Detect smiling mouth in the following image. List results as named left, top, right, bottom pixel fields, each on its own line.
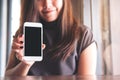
left=43, top=9, right=56, bottom=14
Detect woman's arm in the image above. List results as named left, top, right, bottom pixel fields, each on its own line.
left=78, top=42, right=97, bottom=75
left=5, top=56, right=34, bottom=76
left=5, top=35, right=35, bottom=76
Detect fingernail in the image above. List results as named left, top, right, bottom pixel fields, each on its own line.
left=19, top=34, right=22, bottom=37
left=20, top=46, right=23, bottom=49
left=13, top=35, right=17, bottom=38
left=13, top=36, right=15, bottom=38
left=20, top=41, right=23, bottom=44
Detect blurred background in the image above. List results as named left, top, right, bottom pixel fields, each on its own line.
left=0, top=0, right=120, bottom=77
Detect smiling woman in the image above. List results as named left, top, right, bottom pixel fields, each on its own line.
left=1, top=0, right=118, bottom=77
left=5, top=0, right=97, bottom=76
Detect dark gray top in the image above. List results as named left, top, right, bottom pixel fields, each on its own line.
left=28, top=22, right=95, bottom=76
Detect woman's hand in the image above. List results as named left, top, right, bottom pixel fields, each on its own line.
left=5, top=34, right=46, bottom=76
left=13, top=35, right=35, bottom=65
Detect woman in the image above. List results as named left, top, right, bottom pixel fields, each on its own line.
left=5, top=0, right=97, bottom=76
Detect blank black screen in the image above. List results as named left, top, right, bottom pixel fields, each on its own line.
left=25, top=27, right=41, bottom=56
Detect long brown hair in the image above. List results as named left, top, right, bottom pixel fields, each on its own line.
left=15, top=0, right=81, bottom=60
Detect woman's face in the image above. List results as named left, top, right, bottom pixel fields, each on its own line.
left=36, top=0, right=63, bottom=22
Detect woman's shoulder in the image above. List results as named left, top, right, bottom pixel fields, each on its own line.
left=77, top=24, right=95, bottom=54
left=78, top=24, right=93, bottom=39
left=79, top=25, right=92, bottom=34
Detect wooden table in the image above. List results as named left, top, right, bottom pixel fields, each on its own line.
left=1, top=75, right=120, bottom=80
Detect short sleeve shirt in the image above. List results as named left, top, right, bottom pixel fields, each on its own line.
left=28, top=25, right=95, bottom=76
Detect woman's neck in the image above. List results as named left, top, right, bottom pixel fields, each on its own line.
left=41, top=19, right=58, bottom=29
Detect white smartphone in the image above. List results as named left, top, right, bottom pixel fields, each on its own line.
left=23, top=22, right=43, bottom=61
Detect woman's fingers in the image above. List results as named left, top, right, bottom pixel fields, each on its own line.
left=12, top=34, right=24, bottom=61
left=12, top=42, right=23, bottom=49
left=13, top=35, right=23, bottom=42
left=12, top=34, right=24, bottom=50
left=42, top=44, right=46, bottom=50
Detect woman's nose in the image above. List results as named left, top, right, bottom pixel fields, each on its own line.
left=44, top=0, right=52, bottom=9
